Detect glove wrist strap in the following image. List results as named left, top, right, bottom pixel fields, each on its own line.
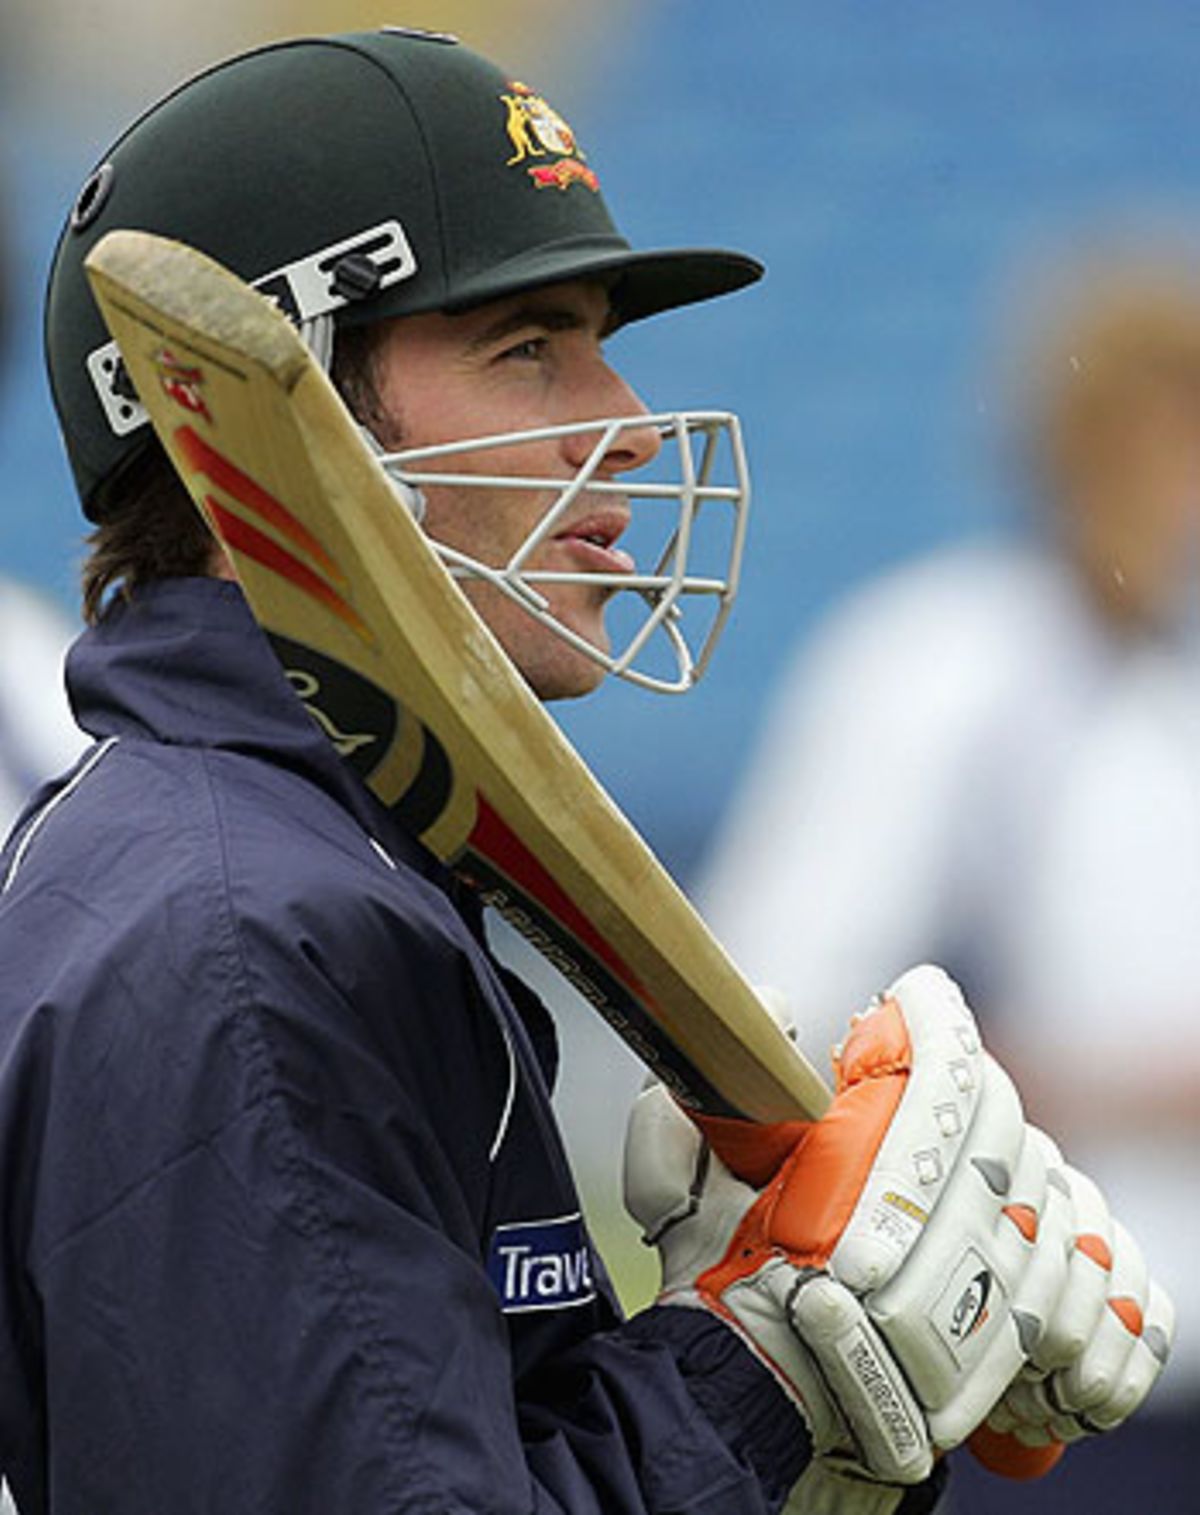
left=787, top=1460, right=906, bottom=1515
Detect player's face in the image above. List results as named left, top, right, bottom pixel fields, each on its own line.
left=368, top=281, right=661, bottom=699
left=1065, top=384, right=1200, bottom=626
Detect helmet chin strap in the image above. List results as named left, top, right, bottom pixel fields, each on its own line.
left=299, top=310, right=427, bottom=524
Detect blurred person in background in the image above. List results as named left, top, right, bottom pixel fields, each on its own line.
left=0, top=579, right=82, bottom=833
left=0, top=177, right=84, bottom=838
left=698, top=258, right=1200, bottom=1512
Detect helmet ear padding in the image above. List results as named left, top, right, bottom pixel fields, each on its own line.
left=303, top=312, right=425, bottom=524
left=357, top=426, right=426, bottom=523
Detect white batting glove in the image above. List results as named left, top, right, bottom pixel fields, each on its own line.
left=623, top=966, right=1074, bottom=1510
left=970, top=1161, right=1174, bottom=1477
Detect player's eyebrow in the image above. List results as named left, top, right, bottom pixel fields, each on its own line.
left=464, top=298, right=612, bottom=354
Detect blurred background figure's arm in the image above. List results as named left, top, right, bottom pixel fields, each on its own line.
left=0, top=576, right=82, bottom=834
left=0, top=109, right=81, bottom=841
left=695, top=538, right=1036, bottom=1063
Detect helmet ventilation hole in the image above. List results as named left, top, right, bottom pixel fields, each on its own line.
left=70, top=163, right=115, bottom=232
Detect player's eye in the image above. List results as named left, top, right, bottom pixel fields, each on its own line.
left=498, top=335, right=549, bottom=363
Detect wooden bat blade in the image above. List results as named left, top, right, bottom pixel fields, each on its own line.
left=83, top=228, right=832, bottom=1125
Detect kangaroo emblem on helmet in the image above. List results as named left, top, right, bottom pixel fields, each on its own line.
left=501, top=82, right=580, bottom=164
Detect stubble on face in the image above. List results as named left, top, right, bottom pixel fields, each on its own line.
left=355, top=285, right=643, bottom=700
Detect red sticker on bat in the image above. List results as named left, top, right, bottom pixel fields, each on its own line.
left=173, top=423, right=374, bottom=646
left=154, top=348, right=212, bottom=423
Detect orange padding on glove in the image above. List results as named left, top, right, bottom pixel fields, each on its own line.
left=691, top=1115, right=814, bottom=1189
left=697, top=997, right=914, bottom=1294
left=967, top=1424, right=1065, bottom=1481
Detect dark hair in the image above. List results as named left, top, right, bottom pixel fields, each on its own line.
left=81, top=442, right=214, bottom=623
left=80, top=323, right=389, bottom=624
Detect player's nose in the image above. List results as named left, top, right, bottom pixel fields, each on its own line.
left=560, top=363, right=662, bottom=475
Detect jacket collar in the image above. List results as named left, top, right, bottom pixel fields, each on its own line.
left=67, top=577, right=446, bottom=883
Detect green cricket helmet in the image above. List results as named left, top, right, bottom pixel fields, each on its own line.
left=45, top=26, right=763, bottom=523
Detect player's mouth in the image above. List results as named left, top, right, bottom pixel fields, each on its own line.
left=552, top=508, right=635, bottom=574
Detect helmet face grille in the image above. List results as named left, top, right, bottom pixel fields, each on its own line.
left=377, top=409, right=752, bottom=694
left=45, top=30, right=762, bottom=516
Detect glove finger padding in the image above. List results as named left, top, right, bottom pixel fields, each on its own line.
left=623, top=979, right=943, bottom=1485
left=974, top=1170, right=1175, bottom=1467
left=1005, top=1132, right=1074, bottom=1361
left=626, top=1080, right=931, bottom=1480
left=1030, top=1164, right=1113, bottom=1373
left=785, top=1272, right=932, bottom=1484
left=1057, top=1219, right=1151, bottom=1419
left=627, top=1085, right=934, bottom=1482
left=1086, top=1277, right=1174, bottom=1430
left=713, top=1257, right=934, bottom=1484
left=1044, top=1229, right=1171, bottom=1437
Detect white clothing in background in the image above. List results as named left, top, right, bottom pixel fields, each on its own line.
left=699, top=539, right=1200, bottom=1401
left=0, top=577, right=84, bottom=832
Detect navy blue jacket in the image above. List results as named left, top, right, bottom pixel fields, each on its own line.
left=0, top=580, right=808, bottom=1514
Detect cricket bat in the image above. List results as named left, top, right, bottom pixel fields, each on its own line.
left=83, top=229, right=832, bottom=1133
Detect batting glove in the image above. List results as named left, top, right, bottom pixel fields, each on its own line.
left=623, top=965, right=1074, bottom=1512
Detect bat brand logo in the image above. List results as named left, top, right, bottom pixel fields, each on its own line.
left=487, top=1213, right=596, bottom=1313
left=285, top=669, right=378, bottom=758
left=500, top=81, right=599, bottom=192
left=271, top=634, right=456, bottom=843
left=154, top=347, right=212, bottom=423
left=268, top=635, right=397, bottom=783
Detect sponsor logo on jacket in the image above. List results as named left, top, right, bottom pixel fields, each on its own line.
left=487, top=1212, right=596, bottom=1313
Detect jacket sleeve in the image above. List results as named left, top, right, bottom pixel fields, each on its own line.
left=520, top=1307, right=807, bottom=1513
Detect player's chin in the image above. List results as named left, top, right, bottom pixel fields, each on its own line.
left=531, top=615, right=611, bottom=700
left=530, top=638, right=608, bottom=701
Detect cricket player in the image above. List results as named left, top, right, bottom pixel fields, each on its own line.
left=0, top=29, right=1171, bottom=1514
